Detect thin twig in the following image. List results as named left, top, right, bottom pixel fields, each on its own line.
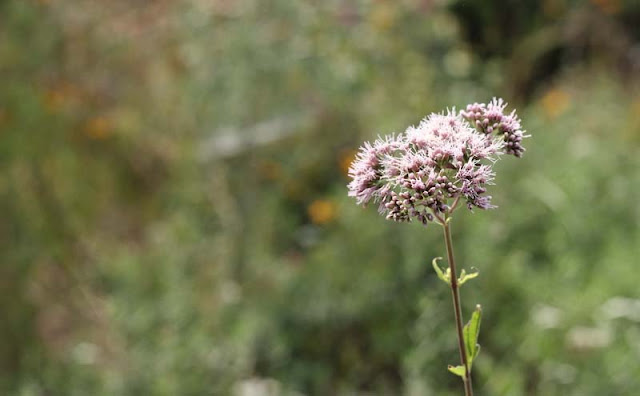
left=449, top=196, right=461, bottom=213
left=431, top=208, right=446, bottom=225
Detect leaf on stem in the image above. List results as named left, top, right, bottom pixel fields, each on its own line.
left=463, top=304, right=482, bottom=369
left=432, top=257, right=451, bottom=285
left=458, top=267, right=479, bottom=286
left=447, top=365, right=466, bottom=378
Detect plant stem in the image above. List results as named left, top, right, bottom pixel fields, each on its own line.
left=442, top=217, right=473, bottom=396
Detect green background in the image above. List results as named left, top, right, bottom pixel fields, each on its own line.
left=1, top=0, right=639, bottom=395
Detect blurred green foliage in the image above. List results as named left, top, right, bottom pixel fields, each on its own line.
left=1, top=0, right=639, bottom=395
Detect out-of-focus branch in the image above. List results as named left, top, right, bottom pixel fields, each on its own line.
left=198, top=112, right=315, bottom=162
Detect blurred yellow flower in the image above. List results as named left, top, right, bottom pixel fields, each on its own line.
left=84, top=116, right=112, bottom=140
left=369, top=4, right=397, bottom=31
left=541, top=89, right=570, bottom=119
left=308, top=199, right=337, bottom=225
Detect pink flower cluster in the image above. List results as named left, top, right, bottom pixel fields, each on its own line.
left=461, top=98, right=527, bottom=157
left=347, top=99, right=527, bottom=225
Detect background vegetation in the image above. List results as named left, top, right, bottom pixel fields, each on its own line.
left=1, top=0, right=639, bottom=395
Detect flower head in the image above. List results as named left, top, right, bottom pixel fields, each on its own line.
left=347, top=99, right=527, bottom=225
left=461, top=98, right=528, bottom=157
left=347, top=134, right=405, bottom=205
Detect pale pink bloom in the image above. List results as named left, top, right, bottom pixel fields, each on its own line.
left=348, top=100, right=526, bottom=225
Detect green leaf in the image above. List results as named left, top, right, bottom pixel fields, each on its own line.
left=447, top=365, right=465, bottom=377
left=463, top=304, right=482, bottom=368
left=432, top=257, right=450, bottom=285
left=458, top=267, right=479, bottom=286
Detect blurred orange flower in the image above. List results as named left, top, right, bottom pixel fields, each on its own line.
left=84, top=116, right=112, bottom=140
left=308, top=199, right=337, bottom=225
left=258, top=160, right=282, bottom=181
left=339, top=149, right=357, bottom=177
left=591, top=0, right=621, bottom=14
left=44, top=83, right=81, bottom=112
left=541, top=89, right=570, bottom=119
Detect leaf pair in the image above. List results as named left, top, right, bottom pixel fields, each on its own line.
left=432, top=257, right=479, bottom=286
left=448, top=305, right=482, bottom=378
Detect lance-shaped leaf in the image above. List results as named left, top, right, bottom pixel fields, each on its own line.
left=432, top=257, right=451, bottom=285
left=463, top=305, right=482, bottom=369
left=458, top=267, right=479, bottom=286
left=447, top=365, right=465, bottom=378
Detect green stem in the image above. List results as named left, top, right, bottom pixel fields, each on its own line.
left=443, top=217, right=473, bottom=396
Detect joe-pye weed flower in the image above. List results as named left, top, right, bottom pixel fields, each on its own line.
left=347, top=98, right=528, bottom=396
